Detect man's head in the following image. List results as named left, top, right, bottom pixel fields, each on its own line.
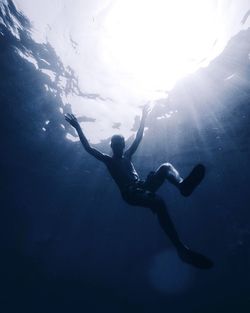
left=110, top=134, right=125, bottom=157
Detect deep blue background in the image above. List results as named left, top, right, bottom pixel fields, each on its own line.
left=1, top=1, right=250, bottom=312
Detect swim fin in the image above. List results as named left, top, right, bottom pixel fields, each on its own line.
left=179, top=164, right=205, bottom=197
left=177, top=246, right=214, bottom=269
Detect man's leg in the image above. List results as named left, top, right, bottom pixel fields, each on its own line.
left=124, top=190, right=213, bottom=269
left=124, top=190, right=184, bottom=249
left=146, top=163, right=205, bottom=196
left=149, top=194, right=184, bottom=250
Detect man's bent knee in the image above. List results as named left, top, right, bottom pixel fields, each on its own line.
left=159, top=163, right=173, bottom=175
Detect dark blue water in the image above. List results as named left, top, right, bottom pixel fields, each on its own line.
left=1, top=1, right=250, bottom=312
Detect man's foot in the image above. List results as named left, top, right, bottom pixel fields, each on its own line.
left=177, top=246, right=214, bottom=269
left=179, top=164, right=205, bottom=197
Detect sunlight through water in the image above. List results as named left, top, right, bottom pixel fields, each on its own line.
left=102, top=0, right=223, bottom=93
left=14, top=0, right=250, bottom=143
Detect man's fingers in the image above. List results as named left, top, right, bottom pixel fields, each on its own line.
left=70, top=113, right=76, bottom=120
left=64, top=113, right=78, bottom=127
left=65, top=113, right=76, bottom=121
left=65, top=113, right=72, bottom=119
left=64, top=113, right=76, bottom=119
left=65, top=116, right=73, bottom=124
left=142, top=104, right=150, bottom=115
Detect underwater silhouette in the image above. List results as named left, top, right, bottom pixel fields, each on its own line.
left=2, top=1, right=250, bottom=312
left=65, top=107, right=213, bottom=269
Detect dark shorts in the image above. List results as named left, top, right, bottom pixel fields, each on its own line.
left=121, top=170, right=166, bottom=210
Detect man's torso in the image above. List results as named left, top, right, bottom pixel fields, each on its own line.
left=104, top=155, right=139, bottom=192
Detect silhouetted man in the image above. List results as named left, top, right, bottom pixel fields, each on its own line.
left=65, top=106, right=213, bottom=269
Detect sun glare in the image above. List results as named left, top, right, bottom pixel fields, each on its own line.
left=13, top=0, right=249, bottom=143
left=102, top=0, right=221, bottom=94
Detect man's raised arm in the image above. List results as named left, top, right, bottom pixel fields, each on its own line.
left=125, top=105, right=150, bottom=158
left=65, top=113, right=108, bottom=162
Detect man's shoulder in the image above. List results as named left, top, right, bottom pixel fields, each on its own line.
left=102, top=154, right=112, bottom=163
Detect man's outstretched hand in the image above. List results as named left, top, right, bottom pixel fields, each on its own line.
left=142, top=104, right=151, bottom=120
left=65, top=113, right=80, bottom=129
